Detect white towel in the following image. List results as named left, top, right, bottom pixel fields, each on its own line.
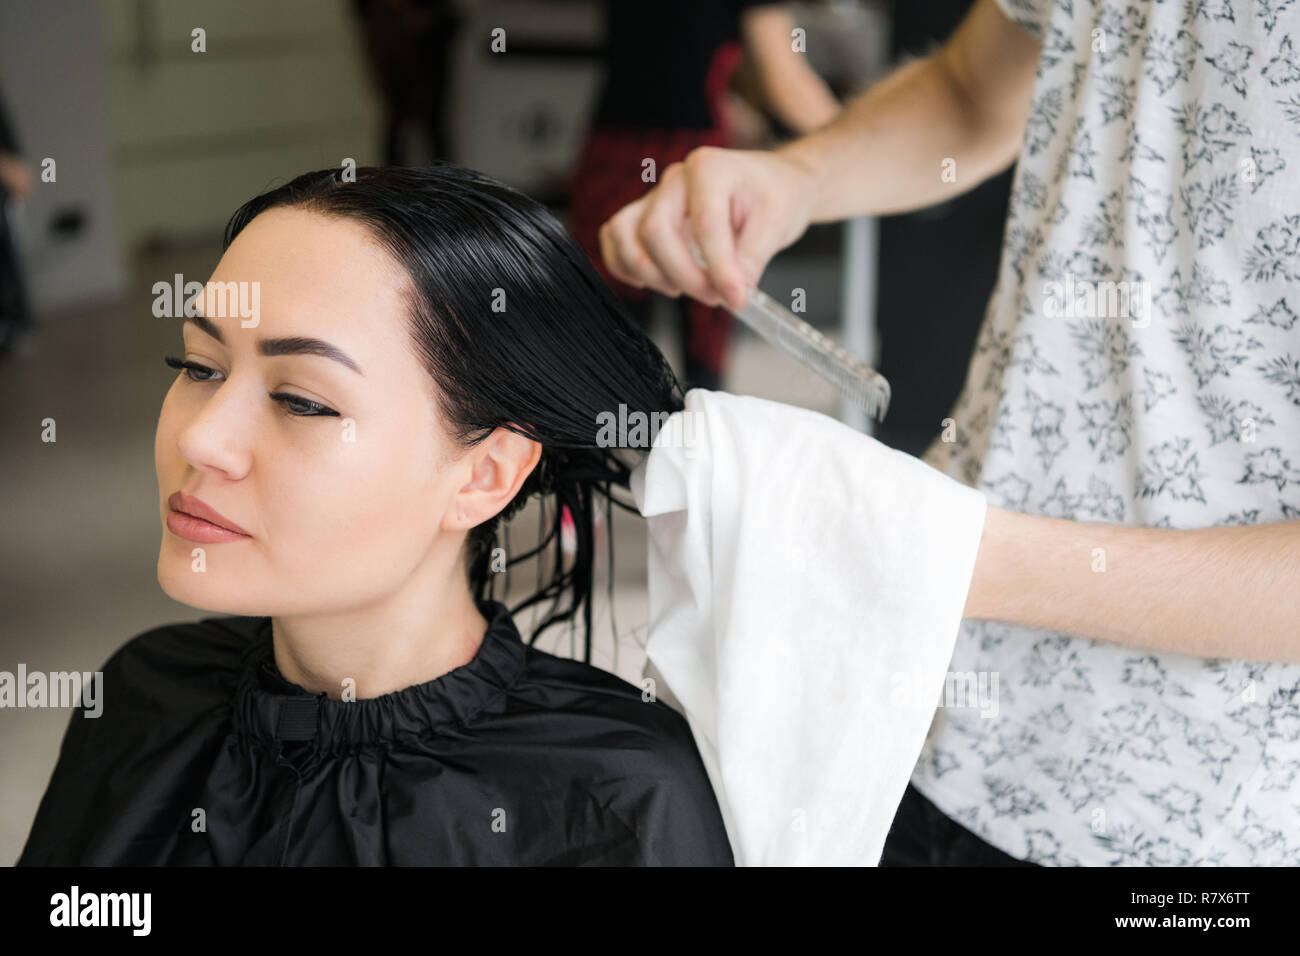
left=629, top=389, right=987, bottom=866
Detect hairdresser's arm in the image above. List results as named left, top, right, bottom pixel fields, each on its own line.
left=598, top=0, right=1040, bottom=311
left=963, top=505, right=1300, bottom=664
left=780, top=0, right=1038, bottom=222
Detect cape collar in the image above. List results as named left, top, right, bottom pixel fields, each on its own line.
left=232, top=599, right=528, bottom=750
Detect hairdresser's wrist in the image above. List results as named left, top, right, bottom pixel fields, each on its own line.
left=776, top=136, right=833, bottom=225
left=962, top=503, right=1019, bottom=622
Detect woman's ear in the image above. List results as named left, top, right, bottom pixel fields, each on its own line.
left=444, top=426, right=542, bottom=532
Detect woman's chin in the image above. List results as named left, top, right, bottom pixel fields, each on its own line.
left=156, top=555, right=253, bottom=616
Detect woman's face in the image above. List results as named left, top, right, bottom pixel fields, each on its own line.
left=155, top=206, right=476, bottom=616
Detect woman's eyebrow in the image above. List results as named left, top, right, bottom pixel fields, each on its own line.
left=183, top=313, right=363, bottom=375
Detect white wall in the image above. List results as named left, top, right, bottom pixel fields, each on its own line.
left=0, top=0, right=126, bottom=312
left=104, top=0, right=383, bottom=246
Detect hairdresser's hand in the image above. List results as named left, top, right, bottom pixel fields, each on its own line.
left=598, top=146, right=818, bottom=311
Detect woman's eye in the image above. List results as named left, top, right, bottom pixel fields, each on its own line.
left=164, top=354, right=222, bottom=383
left=163, top=354, right=339, bottom=418
left=269, top=392, right=339, bottom=417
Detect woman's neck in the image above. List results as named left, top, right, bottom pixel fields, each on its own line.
left=268, top=570, right=489, bottom=701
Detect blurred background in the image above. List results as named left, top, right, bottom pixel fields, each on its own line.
left=0, top=0, right=1011, bottom=863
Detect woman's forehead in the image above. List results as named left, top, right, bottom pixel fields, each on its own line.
left=206, top=207, right=412, bottom=356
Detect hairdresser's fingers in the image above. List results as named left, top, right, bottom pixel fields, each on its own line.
left=726, top=150, right=819, bottom=300
left=597, top=202, right=642, bottom=288
left=602, top=196, right=679, bottom=297
left=682, top=148, right=749, bottom=312
left=636, top=163, right=724, bottom=306
left=598, top=199, right=675, bottom=297
left=681, top=147, right=817, bottom=311
left=598, top=208, right=655, bottom=297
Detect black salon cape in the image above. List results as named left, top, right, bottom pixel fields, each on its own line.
left=16, top=600, right=734, bottom=866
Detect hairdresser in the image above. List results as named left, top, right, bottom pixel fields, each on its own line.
left=600, top=0, right=1300, bottom=866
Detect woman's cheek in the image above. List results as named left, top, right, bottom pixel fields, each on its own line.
left=154, top=396, right=183, bottom=482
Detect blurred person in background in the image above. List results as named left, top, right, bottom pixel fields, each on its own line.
left=567, top=0, right=840, bottom=392
left=350, top=0, right=464, bottom=165
left=0, top=83, right=35, bottom=361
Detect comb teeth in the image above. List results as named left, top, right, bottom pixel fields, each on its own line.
left=685, top=240, right=892, bottom=420
left=736, top=288, right=892, bottom=422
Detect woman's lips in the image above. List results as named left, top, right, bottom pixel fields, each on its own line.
left=166, top=510, right=251, bottom=543
left=167, top=491, right=251, bottom=543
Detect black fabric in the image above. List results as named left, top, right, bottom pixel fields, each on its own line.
left=591, top=0, right=779, bottom=129
left=0, top=197, right=32, bottom=354
left=888, top=0, right=976, bottom=60
left=0, top=86, right=19, bottom=156
left=879, top=783, right=1038, bottom=866
left=16, top=600, right=734, bottom=866
left=872, top=165, right=1014, bottom=456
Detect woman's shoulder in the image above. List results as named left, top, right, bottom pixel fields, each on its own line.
left=111, top=614, right=266, bottom=668
left=507, top=643, right=701, bottom=759
left=99, top=614, right=268, bottom=710
left=501, top=644, right=733, bottom=864
left=15, top=617, right=266, bottom=867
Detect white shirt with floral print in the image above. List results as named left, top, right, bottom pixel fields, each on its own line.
left=913, top=0, right=1300, bottom=865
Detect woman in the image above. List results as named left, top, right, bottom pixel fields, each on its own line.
left=16, top=163, right=734, bottom=866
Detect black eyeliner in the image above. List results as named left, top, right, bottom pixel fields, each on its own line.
left=163, top=354, right=340, bottom=417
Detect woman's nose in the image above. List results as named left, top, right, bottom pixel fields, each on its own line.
left=175, top=379, right=255, bottom=478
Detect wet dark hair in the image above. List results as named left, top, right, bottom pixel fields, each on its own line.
left=222, top=163, right=684, bottom=659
